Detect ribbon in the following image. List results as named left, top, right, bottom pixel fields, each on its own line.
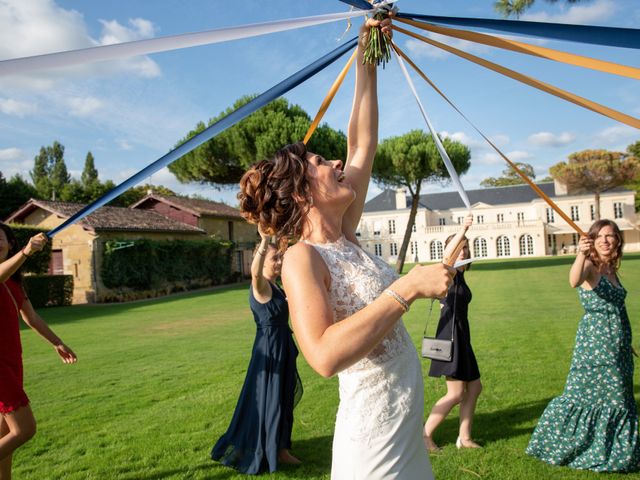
left=397, top=12, right=640, bottom=50
left=396, top=17, right=640, bottom=81
left=391, top=46, right=471, bottom=210
left=0, top=10, right=370, bottom=77
left=392, top=41, right=586, bottom=236
left=393, top=25, right=640, bottom=130
left=46, top=37, right=358, bottom=237
left=338, top=0, right=373, bottom=9
left=304, top=49, right=357, bottom=144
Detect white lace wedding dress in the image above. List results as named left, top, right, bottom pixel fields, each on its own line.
left=306, top=236, right=433, bottom=480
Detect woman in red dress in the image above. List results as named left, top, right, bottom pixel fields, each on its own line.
left=0, top=223, right=77, bottom=479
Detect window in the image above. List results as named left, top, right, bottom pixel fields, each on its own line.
left=496, top=236, right=510, bottom=257
left=476, top=215, right=484, bottom=224
left=429, top=240, right=443, bottom=260
left=410, top=241, right=418, bottom=257
left=547, top=234, right=556, bottom=249
left=614, top=202, right=623, bottom=219
left=412, top=223, right=417, bottom=233
left=546, top=208, right=554, bottom=223
left=355, top=231, right=361, bottom=237
left=457, top=217, right=463, bottom=224
left=388, top=219, right=396, bottom=234
left=572, top=234, right=578, bottom=246
left=438, top=218, right=446, bottom=226
left=373, top=221, right=381, bottom=236
left=228, top=221, right=234, bottom=242
left=519, top=234, right=534, bottom=256
left=590, top=204, right=595, bottom=221
left=570, top=205, right=580, bottom=221
left=517, top=212, right=525, bottom=224
left=496, top=213, right=504, bottom=223
left=48, top=250, right=64, bottom=275
left=374, top=244, right=382, bottom=256
left=473, top=237, right=487, bottom=258
left=390, top=242, right=398, bottom=256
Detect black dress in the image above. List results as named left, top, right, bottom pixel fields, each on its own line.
left=428, top=272, right=480, bottom=381
left=211, top=282, right=303, bottom=474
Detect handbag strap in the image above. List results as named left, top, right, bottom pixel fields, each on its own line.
left=2, top=282, right=20, bottom=318
left=423, top=276, right=457, bottom=342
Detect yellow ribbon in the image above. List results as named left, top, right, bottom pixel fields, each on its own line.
left=303, top=48, right=358, bottom=144
left=392, top=41, right=586, bottom=236
left=396, top=17, right=640, bottom=81
left=392, top=25, right=640, bottom=130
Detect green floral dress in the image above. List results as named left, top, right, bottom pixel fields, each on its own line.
left=526, top=276, right=640, bottom=472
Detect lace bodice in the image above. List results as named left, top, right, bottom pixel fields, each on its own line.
left=305, top=236, right=422, bottom=442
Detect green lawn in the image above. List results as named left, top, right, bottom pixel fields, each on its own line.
left=13, top=253, right=640, bottom=479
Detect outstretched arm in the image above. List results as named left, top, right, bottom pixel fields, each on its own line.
left=342, top=16, right=393, bottom=239
left=0, top=233, right=47, bottom=283
left=20, top=299, right=77, bottom=364
left=569, top=236, right=596, bottom=288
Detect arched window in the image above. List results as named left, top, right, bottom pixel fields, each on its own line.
left=519, top=234, right=534, bottom=256
left=430, top=240, right=443, bottom=260
left=473, top=237, right=488, bottom=258
left=496, top=236, right=510, bottom=257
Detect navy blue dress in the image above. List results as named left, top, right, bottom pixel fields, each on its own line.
left=428, top=272, right=480, bottom=381
left=211, top=282, right=302, bottom=474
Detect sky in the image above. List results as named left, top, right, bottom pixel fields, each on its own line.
left=0, top=0, right=638, bottom=207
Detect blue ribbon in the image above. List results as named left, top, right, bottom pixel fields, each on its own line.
left=338, top=0, right=373, bottom=10
left=397, top=12, right=640, bottom=49
left=47, top=37, right=358, bottom=238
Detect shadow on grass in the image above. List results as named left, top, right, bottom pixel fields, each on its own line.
left=120, top=436, right=333, bottom=479
left=432, top=397, right=554, bottom=447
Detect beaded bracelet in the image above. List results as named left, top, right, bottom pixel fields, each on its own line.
left=384, top=288, right=410, bottom=313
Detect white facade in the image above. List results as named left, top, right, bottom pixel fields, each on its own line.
left=358, top=182, right=639, bottom=264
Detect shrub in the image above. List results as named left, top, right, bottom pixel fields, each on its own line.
left=23, top=275, right=73, bottom=307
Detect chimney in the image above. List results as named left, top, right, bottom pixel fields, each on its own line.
left=395, top=188, right=407, bottom=209
left=553, top=178, right=567, bottom=196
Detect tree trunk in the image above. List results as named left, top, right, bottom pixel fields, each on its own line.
left=395, top=185, right=421, bottom=274
left=594, top=191, right=601, bottom=221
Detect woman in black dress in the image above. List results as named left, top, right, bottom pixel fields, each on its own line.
left=423, top=215, right=482, bottom=452
left=211, top=232, right=302, bottom=474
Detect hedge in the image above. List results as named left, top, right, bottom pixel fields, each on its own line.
left=23, top=275, right=74, bottom=308
left=101, top=238, right=234, bottom=292
left=8, top=224, right=51, bottom=274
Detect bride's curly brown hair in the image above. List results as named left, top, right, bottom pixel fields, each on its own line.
left=238, top=142, right=312, bottom=255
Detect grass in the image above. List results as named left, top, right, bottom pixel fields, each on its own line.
left=13, top=253, right=640, bottom=479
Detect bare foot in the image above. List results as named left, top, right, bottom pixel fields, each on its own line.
left=278, top=449, right=302, bottom=465
left=423, top=434, right=441, bottom=453
left=456, top=437, right=482, bottom=449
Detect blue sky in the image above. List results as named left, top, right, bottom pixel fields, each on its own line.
left=0, top=0, right=638, bottom=206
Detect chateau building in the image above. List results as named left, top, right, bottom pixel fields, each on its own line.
left=357, top=181, right=639, bottom=264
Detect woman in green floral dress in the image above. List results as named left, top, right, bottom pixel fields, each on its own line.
left=526, top=219, right=640, bottom=472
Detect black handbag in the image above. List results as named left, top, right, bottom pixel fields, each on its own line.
left=421, top=290, right=456, bottom=362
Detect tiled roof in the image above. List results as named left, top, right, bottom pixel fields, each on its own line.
left=7, top=199, right=205, bottom=233
left=131, top=194, right=243, bottom=219
left=364, top=183, right=630, bottom=212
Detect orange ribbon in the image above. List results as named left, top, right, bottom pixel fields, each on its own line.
left=392, top=25, right=640, bottom=130
left=392, top=41, right=586, bottom=236
left=396, top=17, right=640, bottom=81
left=303, top=48, right=358, bottom=144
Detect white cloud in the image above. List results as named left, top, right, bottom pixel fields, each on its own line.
left=476, top=152, right=502, bottom=165
left=522, top=0, right=616, bottom=24
left=490, top=134, right=510, bottom=147
left=440, top=131, right=485, bottom=149
left=403, top=30, right=490, bottom=61
left=116, top=139, right=133, bottom=151
left=67, top=96, right=104, bottom=117
left=0, top=0, right=160, bottom=88
left=594, top=124, right=638, bottom=147
left=528, top=131, right=576, bottom=147
left=0, top=98, right=37, bottom=117
left=0, top=147, right=31, bottom=176
left=507, top=150, right=533, bottom=161
left=0, top=147, right=23, bottom=160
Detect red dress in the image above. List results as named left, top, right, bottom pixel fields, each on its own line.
left=0, top=278, right=29, bottom=414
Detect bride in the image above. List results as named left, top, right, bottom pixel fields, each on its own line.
left=238, top=15, right=453, bottom=479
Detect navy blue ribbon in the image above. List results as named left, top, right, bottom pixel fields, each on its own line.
left=338, top=0, right=374, bottom=10
left=397, top=13, right=640, bottom=49
left=47, top=37, right=358, bottom=237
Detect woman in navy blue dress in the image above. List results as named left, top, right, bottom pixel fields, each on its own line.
left=211, top=232, right=302, bottom=474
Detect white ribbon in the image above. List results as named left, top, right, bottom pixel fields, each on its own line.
left=393, top=48, right=472, bottom=210
left=0, top=9, right=373, bottom=77
left=453, top=258, right=474, bottom=269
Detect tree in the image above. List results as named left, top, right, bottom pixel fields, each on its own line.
left=550, top=149, right=639, bottom=221
left=169, top=96, right=346, bottom=186
left=373, top=130, right=471, bottom=273
left=625, top=140, right=640, bottom=212
left=480, top=162, right=537, bottom=187
left=81, top=151, right=99, bottom=186
left=494, top=0, right=583, bottom=17
left=30, top=141, right=70, bottom=200
left=0, top=172, right=38, bottom=219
